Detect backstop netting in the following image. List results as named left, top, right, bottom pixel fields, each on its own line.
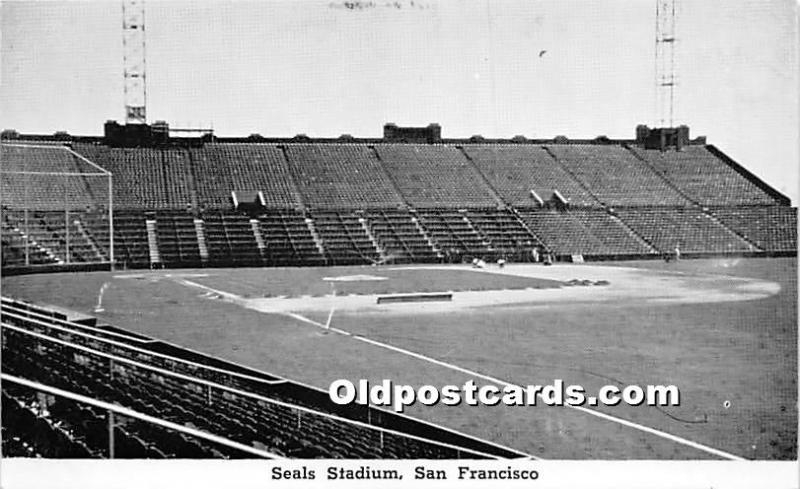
left=1, top=143, right=113, bottom=269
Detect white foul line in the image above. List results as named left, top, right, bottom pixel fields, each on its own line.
left=174, top=277, right=746, bottom=461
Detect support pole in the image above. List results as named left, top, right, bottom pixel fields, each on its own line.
left=64, top=179, right=70, bottom=264
left=108, top=174, right=115, bottom=270
left=108, top=410, right=115, bottom=459
left=24, top=168, right=29, bottom=266
left=65, top=209, right=70, bottom=264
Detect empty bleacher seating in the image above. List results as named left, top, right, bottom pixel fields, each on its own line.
left=0, top=138, right=794, bottom=268
left=1, top=144, right=105, bottom=211
left=203, top=212, right=263, bottom=266
left=74, top=144, right=188, bottom=210
left=2, top=300, right=517, bottom=459
left=615, top=208, right=754, bottom=254
left=517, top=208, right=610, bottom=256
left=190, top=144, right=301, bottom=209
left=415, top=210, right=491, bottom=259
left=308, top=211, right=381, bottom=265
left=463, top=145, right=598, bottom=206
left=375, top=145, right=498, bottom=207
left=154, top=212, right=202, bottom=267
left=629, top=146, right=778, bottom=206
left=568, top=209, right=656, bottom=256
left=464, top=208, right=543, bottom=257
left=283, top=144, right=404, bottom=209
left=710, top=206, right=796, bottom=252
left=545, top=145, right=690, bottom=206
left=363, top=209, right=439, bottom=263
left=1, top=210, right=102, bottom=264
left=257, top=210, right=326, bottom=266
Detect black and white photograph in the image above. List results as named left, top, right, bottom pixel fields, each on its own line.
left=0, top=0, right=797, bottom=487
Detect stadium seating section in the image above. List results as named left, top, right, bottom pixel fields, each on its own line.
left=462, top=145, right=597, bottom=206
left=1, top=140, right=795, bottom=269
left=1, top=299, right=520, bottom=459
left=546, top=145, right=690, bottom=207
left=628, top=145, right=778, bottom=206
left=284, top=144, right=404, bottom=209
left=1, top=136, right=796, bottom=459
left=374, top=144, right=499, bottom=207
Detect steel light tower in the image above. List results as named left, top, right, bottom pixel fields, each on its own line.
left=655, top=0, right=677, bottom=127
left=122, top=0, right=147, bottom=124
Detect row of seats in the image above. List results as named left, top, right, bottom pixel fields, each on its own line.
left=191, top=144, right=302, bottom=209
left=309, top=211, right=381, bottom=265
left=1, top=301, right=506, bottom=459
left=258, top=211, right=326, bottom=266
left=517, top=209, right=612, bottom=256
left=547, top=145, right=690, bottom=206
left=363, top=209, right=440, bottom=263
left=284, top=145, right=404, bottom=209
left=1, top=144, right=107, bottom=211
left=374, top=145, right=499, bottom=207
left=416, top=210, right=490, bottom=258
left=463, top=145, right=597, bottom=206
left=1, top=221, right=58, bottom=267
left=629, top=146, right=777, bottom=206
left=4, top=142, right=785, bottom=211
left=73, top=144, right=187, bottom=210
left=2, top=210, right=102, bottom=264
left=709, top=206, right=797, bottom=252
left=3, top=204, right=795, bottom=269
left=614, top=208, right=754, bottom=253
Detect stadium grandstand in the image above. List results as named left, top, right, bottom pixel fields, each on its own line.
left=1, top=123, right=795, bottom=271
left=1, top=121, right=796, bottom=460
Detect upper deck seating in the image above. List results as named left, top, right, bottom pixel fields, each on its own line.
left=73, top=144, right=189, bottom=210
left=546, top=145, right=690, bottom=206
left=628, top=146, right=778, bottom=206
left=1, top=144, right=106, bottom=211
left=189, top=144, right=301, bottom=209
left=283, top=145, right=404, bottom=209
left=375, top=145, right=498, bottom=208
left=463, top=145, right=598, bottom=207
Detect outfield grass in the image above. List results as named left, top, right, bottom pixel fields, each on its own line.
left=3, top=258, right=795, bottom=460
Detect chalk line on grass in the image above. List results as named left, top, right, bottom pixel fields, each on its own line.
left=171, top=275, right=747, bottom=461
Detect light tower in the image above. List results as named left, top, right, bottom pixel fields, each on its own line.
left=122, top=0, right=147, bottom=124
left=654, top=0, right=677, bottom=127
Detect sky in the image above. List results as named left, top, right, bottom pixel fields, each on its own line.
left=1, top=0, right=798, bottom=202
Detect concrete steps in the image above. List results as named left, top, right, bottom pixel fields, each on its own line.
left=194, top=218, right=209, bottom=262
left=145, top=219, right=161, bottom=267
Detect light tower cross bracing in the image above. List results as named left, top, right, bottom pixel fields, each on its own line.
left=122, top=0, right=147, bottom=124
left=655, top=0, right=677, bottom=127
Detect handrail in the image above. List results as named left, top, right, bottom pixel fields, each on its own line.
left=2, top=321, right=499, bottom=459
left=2, top=300, right=156, bottom=344
left=1, top=373, right=284, bottom=459
left=1, top=304, right=287, bottom=386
